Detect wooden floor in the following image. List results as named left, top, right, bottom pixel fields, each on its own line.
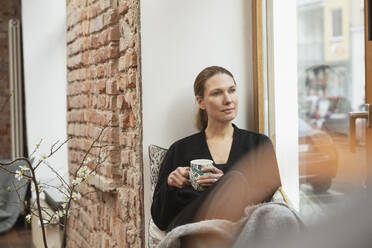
left=0, top=218, right=33, bottom=248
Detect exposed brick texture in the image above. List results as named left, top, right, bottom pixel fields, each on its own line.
left=0, top=0, right=21, bottom=160
left=66, top=0, right=143, bottom=247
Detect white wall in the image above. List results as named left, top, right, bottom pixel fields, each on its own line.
left=22, top=0, right=68, bottom=199
left=141, top=0, right=253, bottom=241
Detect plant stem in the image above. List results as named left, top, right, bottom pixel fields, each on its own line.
left=28, top=160, right=49, bottom=248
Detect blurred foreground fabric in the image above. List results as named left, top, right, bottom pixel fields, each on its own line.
left=238, top=189, right=372, bottom=248
left=158, top=188, right=305, bottom=248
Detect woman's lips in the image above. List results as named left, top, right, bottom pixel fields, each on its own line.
left=222, top=108, right=234, bottom=113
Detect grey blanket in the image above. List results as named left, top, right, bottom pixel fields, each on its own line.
left=157, top=194, right=305, bottom=248
left=232, top=202, right=305, bottom=248
left=0, top=159, right=31, bottom=233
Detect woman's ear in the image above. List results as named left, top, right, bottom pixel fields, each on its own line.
left=196, top=96, right=206, bottom=110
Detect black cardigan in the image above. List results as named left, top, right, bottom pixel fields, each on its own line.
left=151, top=124, right=277, bottom=231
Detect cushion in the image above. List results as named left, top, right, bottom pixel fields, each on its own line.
left=148, top=145, right=168, bottom=247
left=148, top=145, right=168, bottom=193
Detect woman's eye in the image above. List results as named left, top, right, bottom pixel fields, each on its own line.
left=229, top=88, right=236, bottom=93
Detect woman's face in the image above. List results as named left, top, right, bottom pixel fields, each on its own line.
left=197, top=73, right=238, bottom=124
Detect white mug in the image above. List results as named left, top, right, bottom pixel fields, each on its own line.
left=189, top=159, right=214, bottom=191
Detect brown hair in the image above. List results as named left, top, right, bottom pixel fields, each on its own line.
left=194, top=66, right=235, bottom=130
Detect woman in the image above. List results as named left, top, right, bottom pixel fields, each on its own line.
left=151, top=66, right=280, bottom=232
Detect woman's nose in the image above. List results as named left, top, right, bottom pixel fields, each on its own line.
left=223, top=92, right=232, bottom=104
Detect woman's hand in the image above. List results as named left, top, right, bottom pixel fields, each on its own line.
left=196, top=167, right=224, bottom=187
left=168, top=167, right=191, bottom=189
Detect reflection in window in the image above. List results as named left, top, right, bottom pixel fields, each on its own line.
left=297, top=0, right=366, bottom=221
left=332, top=8, right=343, bottom=38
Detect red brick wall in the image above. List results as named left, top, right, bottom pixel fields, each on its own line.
left=0, top=0, right=21, bottom=160
left=66, top=0, right=143, bottom=247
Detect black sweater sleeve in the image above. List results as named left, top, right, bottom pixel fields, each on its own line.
left=151, top=142, right=203, bottom=230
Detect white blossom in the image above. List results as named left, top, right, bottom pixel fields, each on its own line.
left=25, top=214, right=31, bottom=223
left=77, top=166, right=88, bottom=177
left=62, top=209, right=70, bottom=216
left=15, top=170, right=23, bottom=181
left=53, top=210, right=64, bottom=221
left=57, top=210, right=64, bottom=217
left=72, top=177, right=83, bottom=185
left=72, top=192, right=81, bottom=200
left=19, top=165, right=29, bottom=173
left=83, top=157, right=92, bottom=165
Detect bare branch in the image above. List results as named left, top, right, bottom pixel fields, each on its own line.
left=60, top=124, right=110, bottom=248
left=32, top=159, right=44, bottom=171
left=49, top=138, right=71, bottom=157
left=40, top=207, right=54, bottom=219
left=91, top=144, right=116, bottom=149
left=30, top=138, right=43, bottom=158
left=10, top=181, right=29, bottom=192
left=28, top=162, right=49, bottom=247
left=0, top=165, right=17, bottom=175
left=0, top=159, right=33, bottom=180
left=73, top=125, right=109, bottom=179
left=81, top=191, right=97, bottom=198
left=40, top=182, right=70, bottom=198
left=0, top=157, right=31, bottom=168
left=33, top=137, right=72, bottom=172
left=1, top=123, right=112, bottom=248
left=50, top=140, right=60, bottom=154
left=42, top=161, right=71, bottom=191
left=11, top=182, right=28, bottom=212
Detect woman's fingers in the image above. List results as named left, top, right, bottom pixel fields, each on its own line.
left=198, top=168, right=223, bottom=179
left=169, top=166, right=226, bottom=188
left=201, top=166, right=223, bottom=174
left=197, top=167, right=224, bottom=187
left=168, top=166, right=191, bottom=188
left=174, top=171, right=189, bottom=185
left=171, top=174, right=188, bottom=188
left=197, top=173, right=220, bottom=180
left=197, top=178, right=218, bottom=186
left=177, top=167, right=190, bottom=178
left=175, top=167, right=190, bottom=182
left=197, top=173, right=222, bottom=186
left=168, top=175, right=182, bottom=188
